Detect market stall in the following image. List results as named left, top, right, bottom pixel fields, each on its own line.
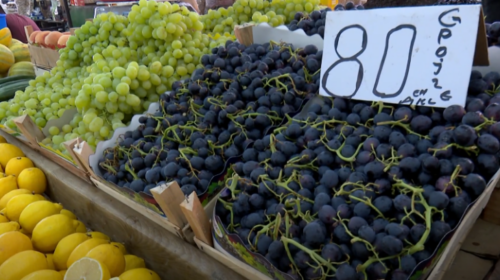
left=0, top=0, right=498, bottom=279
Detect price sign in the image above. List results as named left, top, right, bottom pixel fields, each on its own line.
left=320, top=5, right=486, bottom=108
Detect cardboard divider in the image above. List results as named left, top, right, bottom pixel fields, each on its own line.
left=12, top=115, right=92, bottom=184
left=181, top=192, right=213, bottom=247
left=151, top=182, right=188, bottom=229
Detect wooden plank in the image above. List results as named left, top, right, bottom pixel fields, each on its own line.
left=486, top=260, right=500, bottom=280
left=482, top=188, right=500, bottom=225
left=194, top=237, right=272, bottom=280
left=37, top=147, right=92, bottom=185
left=427, top=171, right=499, bottom=280
left=90, top=177, right=184, bottom=239
left=0, top=130, right=245, bottom=280
left=442, top=251, right=493, bottom=280
left=460, top=219, right=500, bottom=257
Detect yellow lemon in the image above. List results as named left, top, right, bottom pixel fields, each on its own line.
left=0, top=175, right=17, bottom=200
left=75, top=220, right=87, bottom=233
left=66, top=238, right=109, bottom=268
left=0, top=143, right=25, bottom=168
left=65, top=257, right=111, bottom=280
left=0, top=188, right=31, bottom=209
left=0, top=212, right=8, bottom=222
left=19, top=200, right=63, bottom=233
left=86, top=243, right=125, bottom=277
left=124, top=255, right=145, bottom=271
left=21, top=269, right=63, bottom=280
left=0, top=135, right=7, bottom=143
left=60, top=270, right=67, bottom=277
left=5, top=157, right=34, bottom=177
left=0, top=250, right=49, bottom=280
left=60, top=209, right=77, bottom=220
left=32, top=214, right=79, bottom=253
left=17, top=167, right=47, bottom=194
left=111, top=242, right=127, bottom=255
left=46, top=253, right=55, bottom=269
left=54, top=233, right=90, bottom=271
left=118, top=268, right=160, bottom=280
left=87, top=231, right=110, bottom=241
left=0, top=231, right=33, bottom=265
left=5, top=193, right=45, bottom=221
left=0, top=221, right=20, bottom=234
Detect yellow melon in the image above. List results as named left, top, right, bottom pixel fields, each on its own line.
left=0, top=28, right=12, bottom=47
left=7, top=62, right=35, bottom=77
left=0, top=45, right=15, bottom=73
left=9, top=44, right=30, bottom=63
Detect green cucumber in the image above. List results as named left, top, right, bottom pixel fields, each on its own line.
left=0, top=75, right=35, bottom=86
left=0, top=80, right=31, bottom=101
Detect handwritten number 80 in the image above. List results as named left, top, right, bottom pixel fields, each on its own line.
left=322, top=24, right=417, bottom=99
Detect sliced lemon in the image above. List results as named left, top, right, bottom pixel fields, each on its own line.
left=86, top=243, right=125, bottom=277
left=66, top=238, right=109, bottom=268
left=64, top=257, right=110, bottom=280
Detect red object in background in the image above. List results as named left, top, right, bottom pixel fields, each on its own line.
left=74, top=0, right=85, bottom=6
left=5, top=14, right=40, bottom=44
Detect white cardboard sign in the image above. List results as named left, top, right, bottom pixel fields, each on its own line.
left=320, top=5, right=482, bottom=108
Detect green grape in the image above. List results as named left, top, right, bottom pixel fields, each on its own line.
left=116, top=83, right=130, bottom=95
left=89, top=117, right=104, bottom=132
left=52, top=135, right=65, bottom=146
left=62, top=124, right=72, bottom=133
left=49, top=126, right=60, bottom=136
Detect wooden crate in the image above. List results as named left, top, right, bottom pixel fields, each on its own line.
left=24, top=26, right=60, bottom=70
left=184, top=168, right=500, bottom=280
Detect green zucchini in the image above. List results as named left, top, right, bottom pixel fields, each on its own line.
left=0, top=80, right=31, bottom=102
left=0, top=75, right=35, bottom=86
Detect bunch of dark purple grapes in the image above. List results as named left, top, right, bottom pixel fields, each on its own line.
left=287, top=4, right=363, bottom=39
left=96, top=40, right=322, bottom=196
left=216, top=69, right=500, bottom=280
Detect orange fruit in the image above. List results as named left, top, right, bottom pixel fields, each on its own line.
left=17, top=168, right=46, bottom=194
left=5, top=157, right=34, bottom=177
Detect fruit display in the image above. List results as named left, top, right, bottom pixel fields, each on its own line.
left=211, top=57, right=500, bottom=279
left=96, top=40, right=321, bottom=197
left=0, top=0, right=234, bottom=157
left=0, top=138, right=160, bottom=280
left=200, top=0, right=322, bottom=37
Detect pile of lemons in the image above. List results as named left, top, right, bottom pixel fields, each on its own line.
left=0, top=136, right=160, bottom=280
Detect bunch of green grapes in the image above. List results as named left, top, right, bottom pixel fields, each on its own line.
left=201, top=0, right=321, bottom=36
left=1, top=0, right=228, bottom=154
